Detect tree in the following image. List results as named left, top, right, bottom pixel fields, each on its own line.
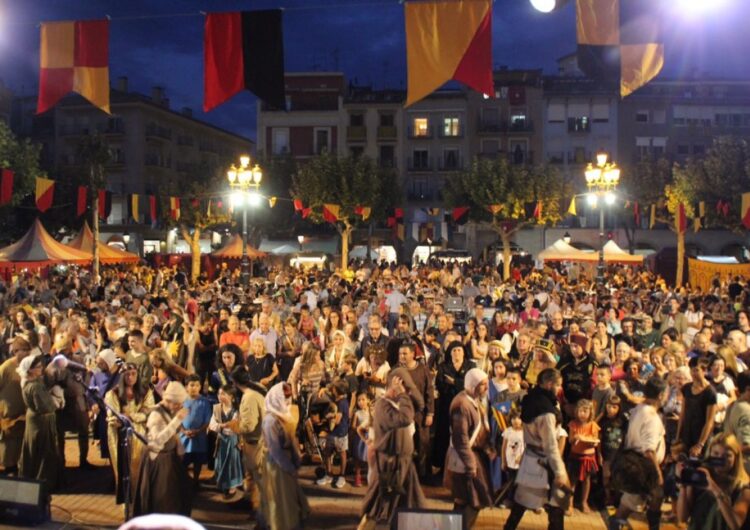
left=76, top=134, right=110, bottom=282
left=0, top=122, right=47, bottom=240
left=443, top=157, right=565, bottom=279
left=291, top=153, right=400, bottom=270
left=664, top=164, right=698, bottom=287
left=161, top=159, right=233, bottom=284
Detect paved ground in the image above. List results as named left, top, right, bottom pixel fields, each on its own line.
left=0, top=438, right=681, bottom=529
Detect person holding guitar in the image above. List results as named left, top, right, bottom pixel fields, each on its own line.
left=0, top=336, right=32, bottom=474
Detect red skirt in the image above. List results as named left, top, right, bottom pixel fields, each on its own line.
left=569, top=454, right=599, bottom=482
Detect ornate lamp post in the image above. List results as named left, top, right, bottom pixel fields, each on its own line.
left=585, top=152, right=620, bottom=284
left=227, top=155, right=263, bottom=286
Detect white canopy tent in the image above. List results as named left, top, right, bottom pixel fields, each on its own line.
left=538, top=239, right=597, bottom=262
left=602, top=240, right=644, bottom=264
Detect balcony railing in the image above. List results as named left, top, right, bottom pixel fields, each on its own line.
left=346, top=125, right=367, bottom=141
left=567, top=118, right=591, bottom=133
left=377, top=125, right=398, bottom=139
left=438, top=156, right=464, bottom=171
left=508, top=119, right=533, bottom=132
left=438, top=126, right=463, bottom=139
left=408, top=126, right=433, bottom=139
left=146, top=125, right=173, bottom=140
left=407, top=156, right=433, bottom=171
left=478, top=120, right=502, bottom=133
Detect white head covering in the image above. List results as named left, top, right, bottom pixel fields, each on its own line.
left=464, top=367, right=488, bottom=393
left=162, top=381, right=189, bottom=404
left=16, top=354, right=40, bottom=386
left=265, top=382, right=293, bottom=424
left=97, top=348, right=117, bottom=370
left=118, top=514, right=206, bottom=530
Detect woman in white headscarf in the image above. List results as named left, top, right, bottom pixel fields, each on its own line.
left=261, top=382, right=310, bottom=530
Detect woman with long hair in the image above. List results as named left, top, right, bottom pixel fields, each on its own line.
left=287, top=341, right=327, bottom=423
left=677, top=433, right=750, bottom=530
left=471, top=322, right=491, bottom=372
left=209, top=344, right=242, bottom=399
left=104, top=363, right=155, bottom=506
left=324, top=330, right=353, bottom=380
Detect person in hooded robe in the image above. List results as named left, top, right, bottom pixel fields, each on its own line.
left=260, top=382, right=310, bottom=530
left=359, top=367, right=426, bottom=529
left=133, top=381, right=191, bottom=517
left=443, top=367, right=494, bottom=529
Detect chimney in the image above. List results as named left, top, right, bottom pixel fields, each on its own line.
left=181, top=107, right=193, bottom=118
left=151, top=86, right=164, bottom=104
left=117, top=76, right=128, bottom=92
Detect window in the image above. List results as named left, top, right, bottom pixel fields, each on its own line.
left=413, top=117, right=429, bottom=137
left=592, top=104, right=610, bottom=123
left=314, top=128, right=330, bottom=154
left=380, top=113, right=395, bottom=127
left=272, top=128, right=289, bottom=155
left=693, top=144, right=705, bottom=155
left=636, top=145, right=650, bottom=160
left=350, top=113, right=364, bottom=126
left=548, top=104, right=565, bottom=123
left=349, top=146, right=364, bottom=158
left=443, top=117, right=460, bottom=137
left=443, top=148, right=459, bottom=170
left=653, top=109, right=666, bottom=124
left=379, top=145, right=395, bottom=168
left=412, top=149, right=429, bottom=170
left=677, top=144, right=690, bottom=155
left=568, top=117, right=590, bottom=132
left=636, top=111, right=649, bottom=123
left=480, top=139, right=500, bottom=156
left=480, top=108, right=499, bottom=131
left=510, top=113, right=527, bottom=131
left=509, top=141, right=528, bottom=165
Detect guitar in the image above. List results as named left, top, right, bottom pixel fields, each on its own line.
left=0, top=415, right=24, bottom=434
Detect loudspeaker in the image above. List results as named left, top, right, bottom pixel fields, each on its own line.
left=0, top=475, right=50, bottom=525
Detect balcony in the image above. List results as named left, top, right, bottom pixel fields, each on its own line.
left=146, top=124, right=172, bottom=141
left=438, top=126, right=464, bottom=139
left=408, top=126, right=433, bottom=139
left=346, top=125, right=367, bottom=141
left=378, top=157, right=397, bottom=169
left=478, top=119, right=502, bottom=134
left=407, top=156, right=433, bottom=171
left=567, top=118, right=591, bottom=133
left=177, top=135, right=194, bottom=147
left=145, top=155, right=171, bottom=169
left=438, top=156, right=464, bottom=171
left=100, top=121, right=125, bottom=136
left=377, top=125, right=398, bottom=139
left=508, top=119, right=533, bottom=133
left=105, top=154, right=126, bottom=168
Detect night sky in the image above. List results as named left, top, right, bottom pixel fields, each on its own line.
left=2, top=0, right=749, bottom=141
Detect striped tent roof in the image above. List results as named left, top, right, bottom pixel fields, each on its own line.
left=68, top=222, right=139, bottom=264
left=211, top=234, right=266, bottom=259
left=0, top=219, right=91, bottom=265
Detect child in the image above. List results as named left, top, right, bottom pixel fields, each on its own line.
left=599, top=395, right=626, bottom=506
left=498, top=367, right=527, bottom=411
left=567, top=399, right=601, bottom=514
left=209, top=384, right=243, bottom=497
left=592, top=365, right=615, bottom=423
left=316, top=379, right=350, bottom=488
left=352, top=392, right=371, bottom=487
left=501, top=410, right=525, bottom=487
left=181, top=374, right=213, bottom=489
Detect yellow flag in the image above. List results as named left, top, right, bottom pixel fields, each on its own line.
left=269, top=197, right=277, bottom=208
left=567, top=197, right=577, bottom=216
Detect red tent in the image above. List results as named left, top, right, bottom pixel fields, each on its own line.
left=211, top=234, right=267, bottom=259
left=0, top=219, right=91, bottom=267
left=68, top=221, right=139, bottom=264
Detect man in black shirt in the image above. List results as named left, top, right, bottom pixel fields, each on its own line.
left=614, top=317, right=642, bottom=352
left=557, top=333, right=595, bottom=418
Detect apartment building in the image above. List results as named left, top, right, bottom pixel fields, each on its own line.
left=343, top=86, right=403, bottom=170
left=13, top=77, right=254, bottom=253
left=618, top=79, right=750, bottom=165
left=256, top=72, right=345, bottom=158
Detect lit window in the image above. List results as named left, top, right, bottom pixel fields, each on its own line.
left=443, top=117, right=460, bottom=136
left=413, top=118, right=429, bottom=136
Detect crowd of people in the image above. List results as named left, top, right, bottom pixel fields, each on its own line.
left=1, top=259, right=750, bottom=529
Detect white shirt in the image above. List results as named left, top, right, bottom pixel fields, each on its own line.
left=625, top=403, right=665, bottom=464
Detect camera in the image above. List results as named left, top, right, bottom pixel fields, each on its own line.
left=677, top=456, right=726, bottom=488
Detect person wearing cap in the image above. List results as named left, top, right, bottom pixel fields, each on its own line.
left=0, top=336, right=32, bottom=474
left=557, top=334, right=596, bottom=419
left=444, top=367, right=493, bottom=528
left=134, top=381, right=191, bottom=517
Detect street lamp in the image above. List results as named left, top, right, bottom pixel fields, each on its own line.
left=585, top=152, right=621, bottom=284
left=227, top=155, right=263, bottom=286
left=529, top=0, right=569, bottom=13
left=563, top=231, right=571, bottom=244
left=123, top=231, right=130, bottom=245
left=297, top=235, right=304, bottom=251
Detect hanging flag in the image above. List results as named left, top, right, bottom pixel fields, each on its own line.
left=649, top=204, right=656, bottom=229
left=76, top=186, right=87, bottom=217
left=488, top=204, right=503, bottom=216
left=452, top=207, right=470, bottom=224
left=322, top=203, right=341, bottom=223
left=149, top=195, right=157, bottom=223
left=131, top=193, right=140, bottom=222
left=533, top=201, right=543, bottom=220
left=293, top=199, right=303, bottom=211
left=404, top=0, right=493, bottom=106
left=576, top=0, right=663, bottom=98
left=170, top=197, right=181, bottom=221
left=35, top=177, right=55, bottom=213
left=742, top=194, right=750, bottom=230
left=37, top=20, right=110, bottom=114
left=301, top=207, right=312, bottom=219
left=268, top=196, right=277, bottom=208
left=98, top=190, right=112, bottom=220
left=204, top=10, right=286, bottom=111
left=677, top=203, right=687, bottom=234
left=0, top=169, right=13, bottom=206
left=567, top=197, right=577, bottom=216
left=206, top=199, right=212, bottom=217
left=694, top=201, right=705, bottom=232
left=354, top=206, right=372, bottom=221
left=633, top=201, right=640, bottom=225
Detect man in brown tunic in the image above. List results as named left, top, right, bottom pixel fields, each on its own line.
left=0, top=337, right=32, bottom=473
left=398, top=340, right=434, bottom=479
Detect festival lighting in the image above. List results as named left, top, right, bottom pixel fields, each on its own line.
left=530, top=0, right=569, bottom=13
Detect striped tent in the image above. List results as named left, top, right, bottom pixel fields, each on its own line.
left=211, top=234, right=267, bottom=259
left=0, top=219, right=91, bottom=266
left=68, top=221, right=139, bottom=264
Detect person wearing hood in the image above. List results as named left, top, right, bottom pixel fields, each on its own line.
left=557, top=334, right=596, bottom=419
left=359, top=367, right=426, bottom=529
left=260, top=382, right=310, bottom=530
left=133, top=381, right=191, bottom=517
left=444, top=367, right=493, bottom=528
left=88, top=348, right=121, bottom=461
left=504, top=368, right=571, bottom=530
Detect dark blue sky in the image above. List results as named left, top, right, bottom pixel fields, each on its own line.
left=2, top=0, right=749, bottom=140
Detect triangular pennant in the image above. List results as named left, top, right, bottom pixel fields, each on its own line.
left=567, top=197, right=577, bottom=216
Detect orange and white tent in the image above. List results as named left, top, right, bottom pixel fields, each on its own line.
left=211, top=234, right=267, bottom=260
left=0, top=219, right=91, bottom=266
left=538, top=239, right=597, bottom=262
left=603, top=240, right=644, bottom=264
left=68, top=222, right=139, bottom=264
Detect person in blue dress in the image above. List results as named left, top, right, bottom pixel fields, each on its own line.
left=209, top=384, right=244, bottom=497
left=180, top=374, right=213, bottom=489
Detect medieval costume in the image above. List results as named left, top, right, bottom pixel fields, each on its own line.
left=360, top=368, right=426, bottom=528
left=209, top=401, right=244, bottom=494
left=0, top=354, right=26, bottom=472
left=261, top=383, right=310, bottom=530
left=133, top=382, right=192, bottom=516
